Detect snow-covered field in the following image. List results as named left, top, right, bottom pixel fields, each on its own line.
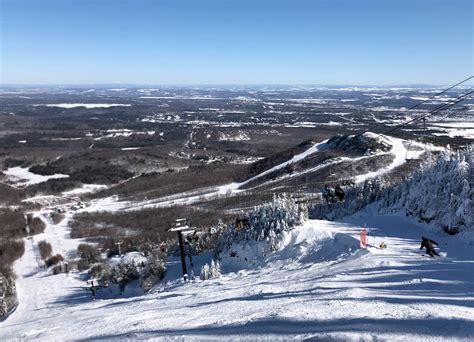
left=430, top=122, right=474, bottom=139
left=3, top=167, right=69, bottom=187
left=37, top=104, right=132, bottom=109
left=1, top=207, right=473, bottom=341
left=62, top=184, right=108, bottom=196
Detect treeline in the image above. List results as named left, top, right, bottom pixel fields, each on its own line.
left=29, top=163, right=133, bottom=184
left=70, top=206, right=227, bottom=256
left=245, top=140, right=314, bottom=180
left=22, top=163, right=134, bottom=196
left=0, top=269, right=20, bottom=317
left=0, top=209, right=27, bottom=318
left=0, top=210, right=46, bottom=319
left=0, top=209, right=27, bottom=239
left=0, top=239, right=25, bottom=274
left=0, top=210, right=45, bottom=240
left=0, top=183, right=24, bottom=206
left=88, top=163, right=246, bottom=201
left=27, top=179, right=81, bottom=196
left=3, top=158, right=30, bottom=168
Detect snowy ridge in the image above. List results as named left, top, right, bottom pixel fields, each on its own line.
left=355, top=136, right=407, bottom=183
left=239, top=140, right=329, bottom=187
left=81, top=133, right=442, bottom=213
left=240, top=133, right=441, bottom=190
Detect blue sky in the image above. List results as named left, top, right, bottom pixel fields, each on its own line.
left=0, top=0, right=472, bottom=85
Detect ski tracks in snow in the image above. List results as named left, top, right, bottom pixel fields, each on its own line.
left=1, top=209, right=473, bottom=340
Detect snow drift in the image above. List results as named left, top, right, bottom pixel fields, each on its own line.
left=220, top=225, right=363, bottom=273
left=218, top=194, right=363, bottom=272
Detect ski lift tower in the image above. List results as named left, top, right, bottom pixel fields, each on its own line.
left=168, top=219, right=195, bottom=282
left=182, top=228, right=198, bottom=280
left=405, top=118, right=427, bottom=162
left=115, top=241, right=123, bottom=256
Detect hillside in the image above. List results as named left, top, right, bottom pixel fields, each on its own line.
left=71, top=132, right=440, bottom=213
left=0, top=133, right=472, bottom=340
left=1, top=209, right=473, bottom=340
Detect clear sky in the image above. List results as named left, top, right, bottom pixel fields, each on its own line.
left=0, top=0, right=472, bottom=85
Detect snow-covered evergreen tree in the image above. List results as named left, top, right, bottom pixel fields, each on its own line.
left=310, top=146, right=473, bottom=235
left=0, top=272, right=18, bottom=317
left=200, top=263, right=210, bottom=280
left=387, top=147, right=473, bottom=234
left=210, top=259, right=221, bottom=278
left=217, top=193, right=307, bottom=255
left=200, top=259, right=221, bottom=280
left=98, top=251, right=166, bottom=292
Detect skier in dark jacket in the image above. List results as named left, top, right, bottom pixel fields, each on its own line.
left=322, top=185, right=335, bottom=204
left=334, top=184, right=345, bottom=201
left=420, top=236, right=439, bottom=257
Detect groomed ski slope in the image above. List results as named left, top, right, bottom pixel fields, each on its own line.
left=2, top=207, right=473, bottom=341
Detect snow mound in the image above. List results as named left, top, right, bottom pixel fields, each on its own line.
left=221, top=222, right=363, bottom=272
left=327, top=132, right=392, bottom=154
left=272, top=223, right=363, bottom=264
left=108, top=251, right=148, bottom=268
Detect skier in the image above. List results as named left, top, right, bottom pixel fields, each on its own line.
left=160, top=243, right=167, bottom=253
left=334, top=184, right=345, bottom=202
left=322, top=185, right=335, bottom=204
left=420, top=236, right=439, bottom=257
left=90, top=286, right=96, bottom=300
left=89, top=280, right=96, bottom=300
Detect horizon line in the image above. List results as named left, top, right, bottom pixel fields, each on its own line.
left=0, top=82, right=464, bottom=88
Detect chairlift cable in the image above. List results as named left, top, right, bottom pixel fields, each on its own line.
left=269, top=88, right=472, bottom=192
left=353, top=76, right=473, bottom=139
left=383, top=90, right=473, bottom=136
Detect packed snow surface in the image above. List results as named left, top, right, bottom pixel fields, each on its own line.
left=2, top=208, right=473, bottom=341
left=430, top=122, right=474, bottom=139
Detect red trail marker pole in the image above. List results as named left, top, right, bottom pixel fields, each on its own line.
left=360, top=229, right=368, bottom=249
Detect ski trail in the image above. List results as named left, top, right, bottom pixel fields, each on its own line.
left=354, top=136, right=406, bottom=183
left=1, top=213, right=473, bottom=340
left=3, top=208, right=86, bottom=333
left=239, top=140, right=329, bottom=187
left=82, top=134, right=438, bottom=213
